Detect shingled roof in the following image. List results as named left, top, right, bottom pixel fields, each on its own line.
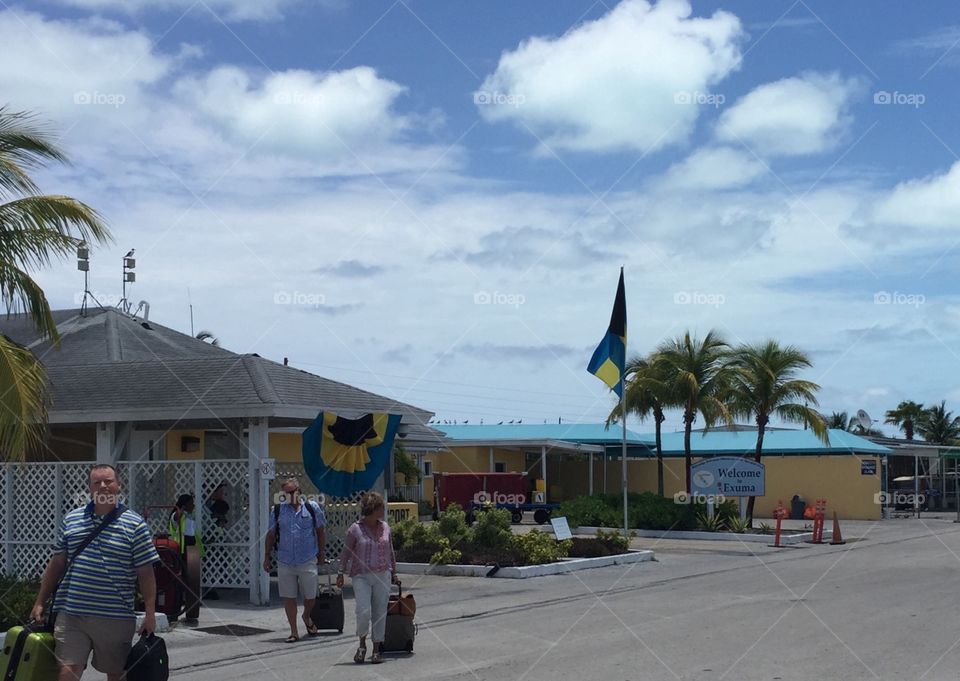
left=1, top=308, right=437, bottom=435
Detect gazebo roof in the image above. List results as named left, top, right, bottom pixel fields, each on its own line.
left=1, top=308, right=439, bottom=438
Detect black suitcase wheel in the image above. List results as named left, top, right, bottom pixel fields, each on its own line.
left=534, top=509, right=551, bottom=524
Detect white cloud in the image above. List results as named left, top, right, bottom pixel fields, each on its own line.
left=49, top=0, right=339, bottom=21
left=0, top=10, right=171, bottom=122
left=873, top=161, right=960, bottom=229
left=716, top=72, right=863, bottom=156
left=174, top=66, right=412, bottom=161
left=476, top=0, right=743, bottom=153
left=658, top=146, right=766, bottom=190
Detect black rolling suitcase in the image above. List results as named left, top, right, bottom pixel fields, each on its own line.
left=383, top=581, right=417, bottom=653
left=311, top=574, right=344, bottom=633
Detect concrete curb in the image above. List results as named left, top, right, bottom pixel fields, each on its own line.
left=575, top=526, right=833, bottom=546
left=397, top=549, right=655, bottom=578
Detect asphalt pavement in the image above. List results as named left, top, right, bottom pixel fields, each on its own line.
left=84, top=515, right=960, bottom=680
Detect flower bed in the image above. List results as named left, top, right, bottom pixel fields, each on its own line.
left=393, top=506, right=630, bottom=567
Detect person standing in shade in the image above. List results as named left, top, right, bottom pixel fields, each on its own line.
left=263, top=478, right=327, bottom=642
left=337, top=492, right=398, bottom=664
left=168, top=493, right=204, bottom=624
left=31, top=464, right=159, bottom=681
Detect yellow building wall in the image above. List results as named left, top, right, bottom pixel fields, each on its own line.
left=165, top=430, right=205, bottom=460
left=577, top=455, right=880, bottom=520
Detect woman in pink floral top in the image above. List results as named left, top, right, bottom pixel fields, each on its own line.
left=337, top=492, right=397, bottom=664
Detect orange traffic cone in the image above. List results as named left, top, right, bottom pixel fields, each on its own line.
left=829, top=511, right=845, bottom=545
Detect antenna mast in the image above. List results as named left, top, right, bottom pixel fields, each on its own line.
left=77, top=241, right=90, bottom=315
left=121, top=249, right=136, bottom=313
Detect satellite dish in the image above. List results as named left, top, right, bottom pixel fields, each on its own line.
left=856, top=409, right=873, bottom=431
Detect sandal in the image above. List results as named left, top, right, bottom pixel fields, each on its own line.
left=354, top=645, right=366, bottom=663
left=306, top=624, right=319, bottom=636
left=285, top=635, right=299, bottom=643
left=370, top=645, right=383, bottom=664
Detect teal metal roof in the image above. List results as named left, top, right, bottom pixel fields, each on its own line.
left=436, top=423, right=652, bottom=446
left=649, top=428, right=892, bottom=456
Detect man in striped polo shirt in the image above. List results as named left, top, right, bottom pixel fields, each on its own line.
left=31, top=464, right=160, bottom=681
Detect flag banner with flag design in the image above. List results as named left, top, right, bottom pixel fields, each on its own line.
left=587, top=268, right=627, bottom=396
left=302, top=411, right=402, bottom=496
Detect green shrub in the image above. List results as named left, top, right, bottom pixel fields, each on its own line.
left=715, top=500, right=740, bottom=525
left=391, top=518, right=419, bottom=550
left=437, top=503, right=469, bottom=542
left=726, top=516, right=751, bottom=533
left=695, top=510, right=726, bottom=532
left=471, top=508, right=513, bottom=549
left=559, top=492, right=699, bottom=531
left=595, top=528, right=630, bottom=551
left=0, top=575, right=40, bottom=632
left=430, top=537, right=462, bottom=565
left=510, top=530, right=571, bottom=565
left=557, top=496, right=619, bottom=528
left=405, top=521, right=443, bottom=550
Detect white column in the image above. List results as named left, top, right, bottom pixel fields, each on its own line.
left=96, top=422, right=115, bottom=463
left=248, top=417, right=271, bottom=605
left=540, top=445, right=547, bottom=502
left=3, top=468, right=12, bottom=573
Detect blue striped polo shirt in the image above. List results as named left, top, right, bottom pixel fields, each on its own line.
left=53, top=503, right=159, bottom=620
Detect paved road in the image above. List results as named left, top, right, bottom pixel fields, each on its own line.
left=90, top=517, right=960, bottom=680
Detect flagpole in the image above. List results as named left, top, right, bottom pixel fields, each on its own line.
left=621, top=378, right=628, bottom=535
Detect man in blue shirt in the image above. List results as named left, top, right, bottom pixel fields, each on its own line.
left=263, top=477, right=327, bottom=642
left=31, top=464, right=159, bottom=681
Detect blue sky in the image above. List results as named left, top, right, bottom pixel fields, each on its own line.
left=5, top=0, right=960, bottom=433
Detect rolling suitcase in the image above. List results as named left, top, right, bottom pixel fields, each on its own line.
left=124, top=632, right=169, bottom=681
left=311, top=574, right=344, bottom=633
left=0, top=622, right=59, bottom=681
left=383, top=581, right=417, bottom=653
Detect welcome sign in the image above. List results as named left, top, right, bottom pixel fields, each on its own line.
left=691, top=457, right=765, bottom=497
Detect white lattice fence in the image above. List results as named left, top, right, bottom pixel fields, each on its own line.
left=1, top=460, right=253, bottom=589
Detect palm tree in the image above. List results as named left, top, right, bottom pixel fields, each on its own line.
left=196, top=330, right=220, bottom=346
left=607, top=353, right=673, bottom=496
left=827, top=411, right=849, bottom=430
left=656, top=330, right=733, bottom=493
left=728, top=340, right=828, bottom=523
left=917, top=401, right=960, bottom=445
left=885, top=401, right=924, bottom=440
left=0, top=107, right=110, bottom=459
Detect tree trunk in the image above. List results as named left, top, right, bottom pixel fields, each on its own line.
left=745, top=419, right=766, bottom=526
left=684, top=409, right=694, bottom=494
left=906, top=421, right=914, bottom=440
left=655, top=409, right=664, bottom=497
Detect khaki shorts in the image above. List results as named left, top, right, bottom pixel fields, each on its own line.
left=54, top=612, right=135, bottom=675
left=278, top=560, right=318, bottom=600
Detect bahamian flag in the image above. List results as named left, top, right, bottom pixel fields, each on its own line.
left=302, top=412, right=402, bottom=497
left=587, top=268, right=627, bottom=397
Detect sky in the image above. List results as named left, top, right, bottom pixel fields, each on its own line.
left=4, top=0, right=960, bottom=435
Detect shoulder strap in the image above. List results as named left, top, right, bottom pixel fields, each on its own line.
left=305, top=501, right=318, bottom=528
left=273, top=505, right=280, bottom=547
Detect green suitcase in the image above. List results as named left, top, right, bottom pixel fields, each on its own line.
left=0, top=623, right=59, bottom=681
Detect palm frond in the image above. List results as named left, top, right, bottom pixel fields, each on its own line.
left=0, top=334, right=47, bottom=460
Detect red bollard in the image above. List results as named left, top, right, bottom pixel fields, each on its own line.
left=773, top=500, right=786, bottom=547
left=811, top=499, right=825, bottom=544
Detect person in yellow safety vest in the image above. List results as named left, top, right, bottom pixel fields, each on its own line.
left=168, top=494, right=204, bottom=625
